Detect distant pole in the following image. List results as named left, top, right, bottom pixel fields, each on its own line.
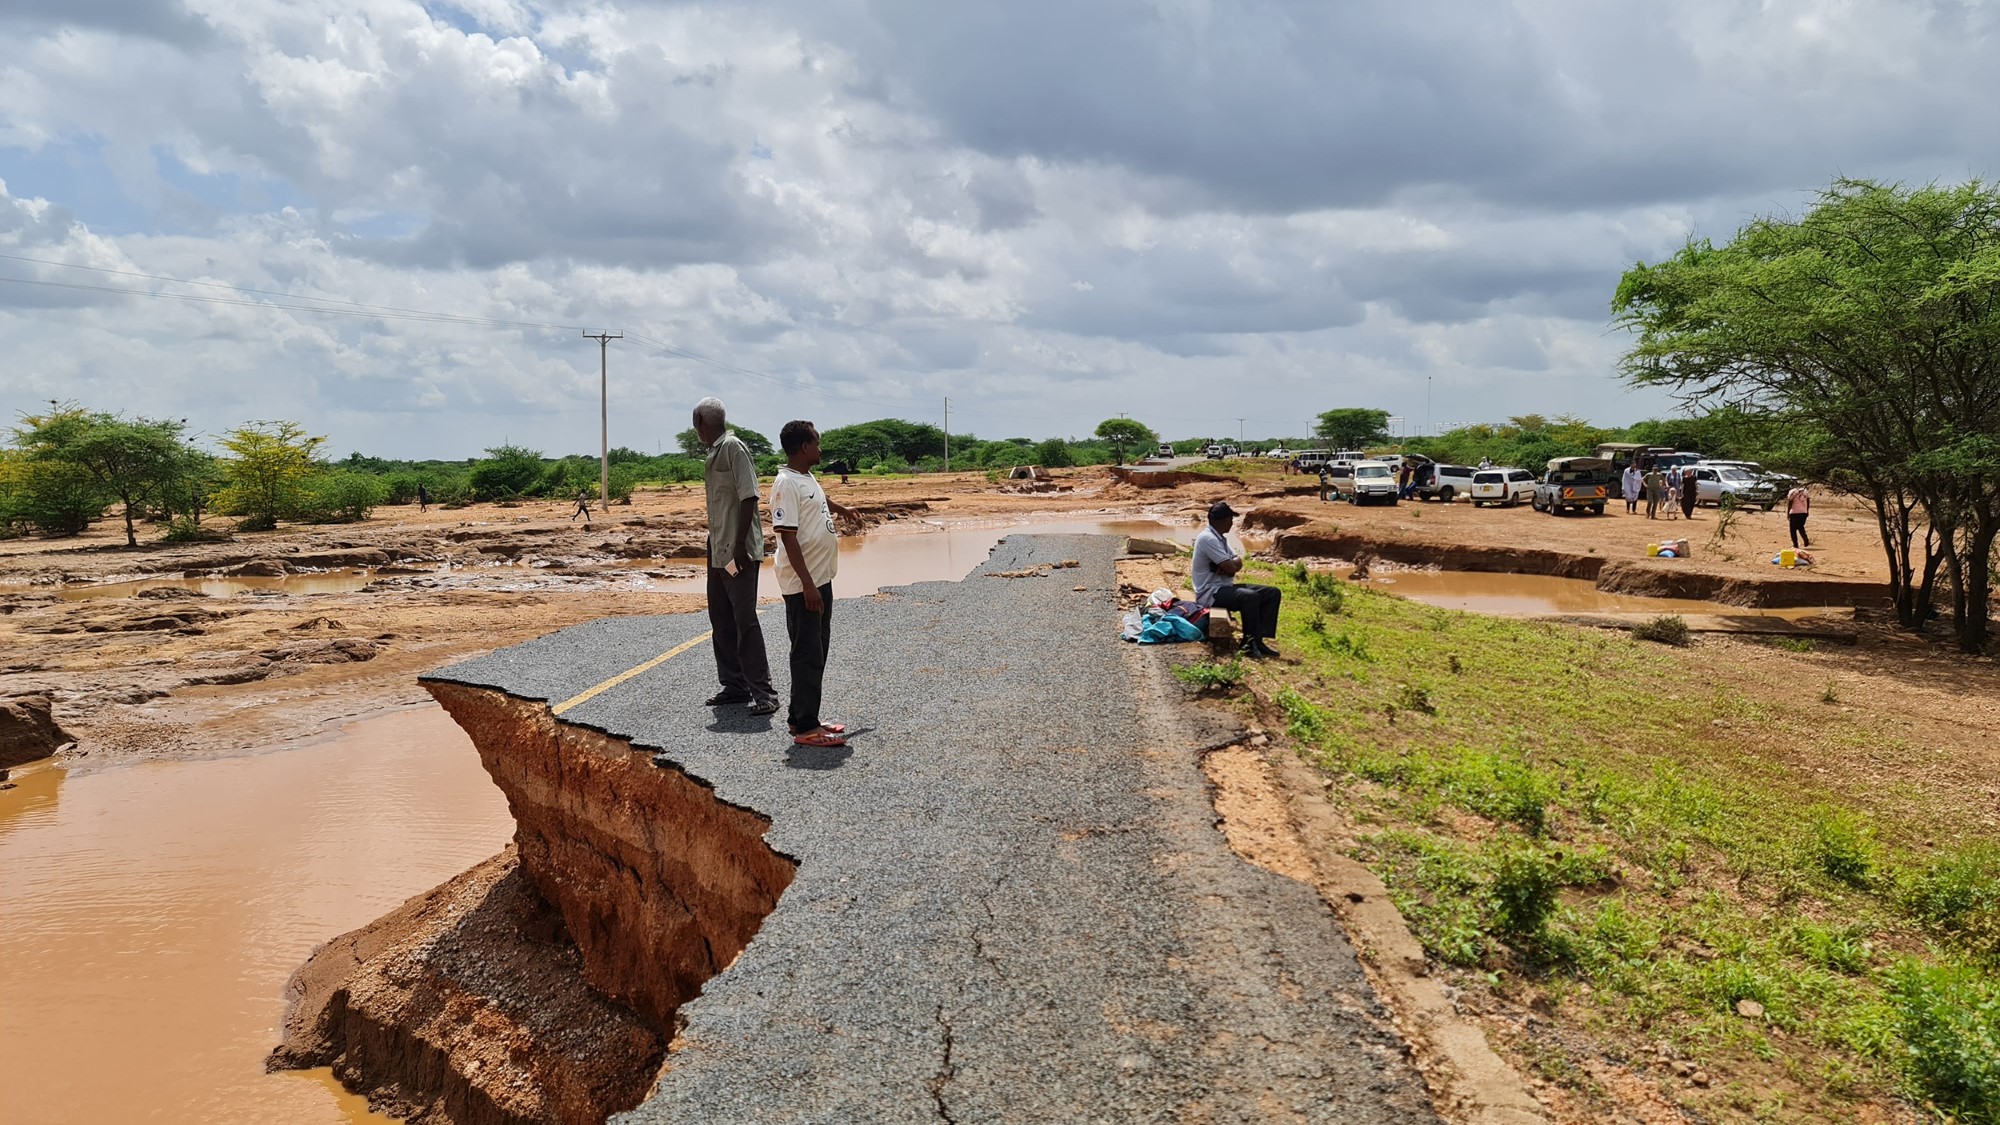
left=943, top=396, right=950, bottom=473
left=583, top=331, right=622, bottom=507
left=1426, top=376, right=1433, bottom=439
left=1236, top=418, right=1245, bottom=444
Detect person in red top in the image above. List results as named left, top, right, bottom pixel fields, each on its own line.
left=1786, top=484, right=1811, bottom=548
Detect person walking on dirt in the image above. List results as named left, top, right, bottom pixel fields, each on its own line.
left=1621, top=464, right=1641, bottom=514
left=1787, top=483, right=1811, bottom=548
left=771, top=420, right=859, bottom=747
left=1642, top=468, right=1664, bottom=519
left=696, top=397, right=777, bottom=715
left=1679, top=470, right=1698, bottom=520
left=416, top=483, right=429, bottom=513
left=1661, top=466, right=1682, bottom=520
left=571, top=488, right=592, bottom=524
left=1193, top=501, right=1283, bottom=660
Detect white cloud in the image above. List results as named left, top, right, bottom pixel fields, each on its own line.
left=0, top=0, right=1994, bottom=454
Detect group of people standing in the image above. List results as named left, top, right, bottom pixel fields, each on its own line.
left=1620, top=461, right=1813, bottom=547
left=1622, top=462, right=1699, bottom=521
left=696, top=397, right=856, bottom=749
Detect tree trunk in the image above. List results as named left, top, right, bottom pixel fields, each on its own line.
left=1953, top=519, right=1998, bottom=654
left=121, top=495, right=138, bottom=548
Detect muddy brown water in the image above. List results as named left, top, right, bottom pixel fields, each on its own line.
left=0, top=708, right=512, bottom=1124
left=54, top=568, right=382, bottom=601
left=0, top=516, right=1821, bottom=1124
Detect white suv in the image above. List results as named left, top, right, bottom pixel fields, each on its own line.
left=1471, top=468, right=1537, bottom=507
left=1347, top=460, right=1400, bottom=506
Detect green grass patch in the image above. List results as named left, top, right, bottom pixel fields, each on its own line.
left=1239, top=561, right=2000, bottom=1121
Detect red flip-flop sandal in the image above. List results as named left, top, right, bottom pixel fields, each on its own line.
left=790, top=722, right=845, bottom=735
left=792, top=729, right=847, bottom=748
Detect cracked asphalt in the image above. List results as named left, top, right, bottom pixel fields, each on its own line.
left=427, top=534, right=1441, bottom=1125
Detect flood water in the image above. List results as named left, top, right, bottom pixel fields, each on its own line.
left=0, top=708, right=515, bottom=1124
left=652, top=516, right=1198, bottom=597
left=55, top=568, right=380, bottom=601
left=1367, top=568, right=1833, bottom=619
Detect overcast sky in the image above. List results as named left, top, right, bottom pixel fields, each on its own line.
left=2, top=0, right=1994, bottom=458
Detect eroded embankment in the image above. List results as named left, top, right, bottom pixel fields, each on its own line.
left=1272, top=524, right=1890, bottom=609
left=271, top=685, right=797, bottom=1125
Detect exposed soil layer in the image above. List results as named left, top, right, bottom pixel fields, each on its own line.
left=272, top=686, right=797, bottom=1125
left=0, top=693, right=72, bottom=768
left=1273, top=523, right=1890, bottom=608
left=269, top=848, right=666, bottom=1125
left=425, top=683, right=797, bottom=1031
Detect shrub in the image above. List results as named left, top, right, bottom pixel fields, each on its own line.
left=1172, top=658, right=1245, bottom=692
left=1632, top=615, right=1691, bottom=646
left=381, top=472, right=425, bottom=505
left=295, top=470, right=388, bottom=523
left=609, top=465, right=638, bottom=503
left=1489, top=844, right=1561, bottom=940
left=1890, top=961, right=2000, bottom=1122
left=468, top=444, right=545, bottom=500
left=1905, top=844, right=2000, bottom=962
left=0, top=458, right=107, bottom=537
left=1806, top=806, right=1875, bottom=888
left=1276, top=687, right=1325, bottom=741
left=1301, top=570, right=1347, bottom=613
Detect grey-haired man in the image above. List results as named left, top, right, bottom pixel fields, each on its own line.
left=695, top=397, right=777, bottom=714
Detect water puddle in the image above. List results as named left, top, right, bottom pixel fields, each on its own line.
left=0, top=707, right=515, bottom=1124
left=653, top=516, right=1196, bottom=598
left=1354, top=568, right=1833, bottom=619
left=56, top=569, right=381, bottom=601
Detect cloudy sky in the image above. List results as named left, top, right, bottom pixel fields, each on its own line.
left=1, top=0, right=1994, bottom=458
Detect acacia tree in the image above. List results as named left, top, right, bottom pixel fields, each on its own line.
left=1614, top=179, right=2000, bottom=652
left=1093, top=417, right=1158, bottom=465
left=1314, top=408, right=1392, bottom=449
left=218, top=421, right=326, bottom=531
left=14, top=407, right=192, bottom=547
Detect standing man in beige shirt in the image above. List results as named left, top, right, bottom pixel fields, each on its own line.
left=695, top=397, right=777, bottom=715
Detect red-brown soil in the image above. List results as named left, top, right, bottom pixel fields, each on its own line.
left=269, top=848, right=666, bottom=1125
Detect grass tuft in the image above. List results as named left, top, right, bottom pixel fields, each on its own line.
left=1172, top=658, right=1245, bottom=693
left=1632, top=614, right=1692, bottom=646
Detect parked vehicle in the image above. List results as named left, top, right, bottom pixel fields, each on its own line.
left=1374, top=453, right=1405, bottom=471
left=1594, top=442, right=1677, bottom=498
left=1155, top=442, right=1175, bottom=459
left=1330, top=449, right=1369, bottom=465
left=1470, top=467, right=1537, bottom=507
left=1413, top=462, right=1477, bottom=502
left=1204, top=443, right=1225, bottom=460
left=1690, top=463, right=1779, bottom=510
left=1315, top=463, right=1355, bottom=501
left=1532, top=456, right=1612, bottom=515
left=1265, top=447, right=1290, bottom=459
left=1290, top=450, right=1333, bottom=471
left=1651, top=450, right=1704, bottom=472
left=1347, top=461, right=1400, bottom=506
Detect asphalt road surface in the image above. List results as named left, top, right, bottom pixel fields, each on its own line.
left=428, top=534, right=1440, bottom=1125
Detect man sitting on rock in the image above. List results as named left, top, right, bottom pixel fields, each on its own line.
left=1192, top=502, right=1283, bottom=659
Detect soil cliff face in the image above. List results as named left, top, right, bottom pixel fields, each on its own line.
left=272, top=686, right=797, bottom=1125
left=426, top=682, right=798, bottom=1029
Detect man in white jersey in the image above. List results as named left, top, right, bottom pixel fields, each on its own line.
left=771, top=420, right=859, bottom=747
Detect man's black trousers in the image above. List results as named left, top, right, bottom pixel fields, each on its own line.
left=1210, top=583, right=1281, bottom=641
left=782, top=583, right=834, bottom=732
left=707, top=565, right=774, bottom=702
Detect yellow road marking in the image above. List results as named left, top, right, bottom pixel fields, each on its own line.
left=552, top=631, right=713, bottom=716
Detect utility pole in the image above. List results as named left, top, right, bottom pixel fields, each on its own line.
left=1426, top=375, right=1433, bottom=440
left=943, top=396, right=950, bottom=473
left=583, top=331, right=621, bottom=508
left=1236, top=418, right=1245, bottom=445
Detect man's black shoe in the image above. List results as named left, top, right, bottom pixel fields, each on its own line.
left=1242, top=640, right=1273, bottom=659
left=747, top=696, right=780, bottom=716
left=1256, top=640, right=1281, bottom=657
left=705, top=691, right=752, bottom=707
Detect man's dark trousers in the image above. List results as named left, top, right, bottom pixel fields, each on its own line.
left=707, top=565, right=774, bottom=702
left=782, top=582, right=834, bottom=731
left=1211, top=583, right=1281, bottom=640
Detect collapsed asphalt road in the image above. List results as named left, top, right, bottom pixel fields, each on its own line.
left=425, top=534, right=1441, bottom=1124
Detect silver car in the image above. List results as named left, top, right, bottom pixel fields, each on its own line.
left=1690, top=464, right=1779, bottom=510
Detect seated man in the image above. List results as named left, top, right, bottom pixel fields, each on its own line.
left=1192, top=501, right=1283, bottom=659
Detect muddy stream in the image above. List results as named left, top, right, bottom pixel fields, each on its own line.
left=0, top=516, right=1808, bottom=1123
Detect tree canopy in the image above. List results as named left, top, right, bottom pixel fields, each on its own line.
left=675, top=424, right=773, bottom=458
left=1615, top=178, right=2000, bottom=652
left=13, top=409, right=191, bottom=546
left=1314, top=408, right=1392, bottom=449
left=1092, top=418, right=1158, bottom=464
